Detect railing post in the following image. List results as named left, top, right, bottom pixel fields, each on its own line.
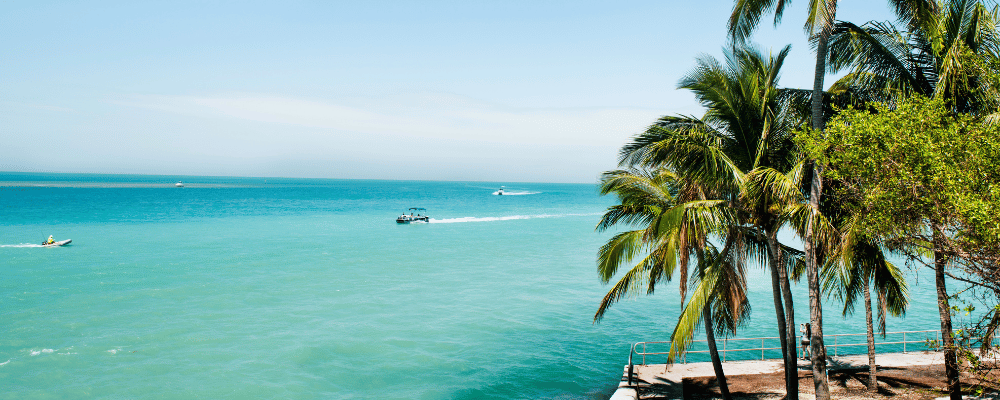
left=761, top=338, right=765, bottom=360
left=724, top=338, right=728, bottom=362
left=835, top=336, right=839, bottom=357
left=642, top=342, right=647, bottom=365
left=627, top=344, right=635, bottom=386
left=903, top=332, right=906, bottom=353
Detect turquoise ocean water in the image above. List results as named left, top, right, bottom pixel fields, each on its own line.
left=1, top=173, right=949, bottom=399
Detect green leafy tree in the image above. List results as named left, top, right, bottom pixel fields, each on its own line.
left=800, top=95, right=1000, bottom=400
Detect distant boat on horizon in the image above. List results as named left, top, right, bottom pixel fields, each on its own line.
left=493, top=186, right=505, bottom=195
left=175, top=181, right=184, bottom=187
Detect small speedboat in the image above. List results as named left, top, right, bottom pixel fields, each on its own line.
left=41, top=239, right=72, bottom=247
left=396, top=208, right=430, bottom=223
left=175, top=181, right=184, bottom=187
left=493, top=186, right=505, bottom=195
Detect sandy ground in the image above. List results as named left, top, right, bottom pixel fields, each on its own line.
left=679, top=364, right=963, bottom=400
left=625, top=352, right=1000, bottom=399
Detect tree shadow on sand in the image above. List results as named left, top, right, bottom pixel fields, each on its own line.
left=826, top=365, right=939, bottom=396
left=641, top=363, right=951, bottom=400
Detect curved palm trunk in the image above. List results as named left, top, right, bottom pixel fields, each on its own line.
left=766, top=229, right=797, bottom=398
left=777, top=250, right=798, bottom=397
left=933, top=226, right=961, bottom=400
left=807, top=12, right=834, bottom=399
left=704, top=305, right=733, bottom=400
left=775, top=253, right=799, bottom=390
left=768, top=247, right=791, bottom=383
left=864, top=281, right=877, bottom=391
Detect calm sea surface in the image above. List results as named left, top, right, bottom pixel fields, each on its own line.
left=1, top=173, right=948, bottom=399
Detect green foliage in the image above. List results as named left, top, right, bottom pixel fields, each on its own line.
left=797, top=95, right=1000, bottom=253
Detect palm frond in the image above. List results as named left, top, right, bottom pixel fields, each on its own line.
left=594, top=243, right=677, bottom=322
left=657, top=200, right=733, bottom=241
left=827, top=20, right=925, bottom=96
left=729, top=0, right=786, bottom=43
left=668, top=240, right=750, bottom=363
left=805, top=0, right=837, bottom=36
left=784, top=202, right=839, bottom=255
left=597, top=230, right=650, bottom=282
left=619, top=116, right=709, bottom=168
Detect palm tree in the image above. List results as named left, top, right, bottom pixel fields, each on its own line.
left=620, top=44, right=809, bottom=397
left=667, top=233, right=751, bottom=387
left=683, top=44, right=806, bottom=397
left=727, top=2, right=939, bottom=398
left=821, top=214, right=909, bottom=391
left=592, top=168, right=739, bottom=399
left=827, top=0, right=1000, bottom=117
left=728, top=2, right=843, bottom=396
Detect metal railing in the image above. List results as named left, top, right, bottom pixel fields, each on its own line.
left=824, top=330, right=943, bottom=357
left=624, top=329, right=949, bottom=386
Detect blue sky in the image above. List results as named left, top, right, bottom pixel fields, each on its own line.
left=3, top=1, right=896, bottom=183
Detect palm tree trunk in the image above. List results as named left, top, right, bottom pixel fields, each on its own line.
left=933, top=225, right=961, bottom=400
left=768, top=251, right=792, bottom=391
left=806, top=11, right=834, bottom=398
left=864, top=281, right=877, bottom=391
left=778, top=250, right=800, bottom=399
left=766, top=229, right=797, bottom=398
left=704, top=305, right=733, bottom=400
left=805, top=171, right=831, bottom=400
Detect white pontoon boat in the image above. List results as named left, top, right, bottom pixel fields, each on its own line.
left=396, top=208, right=430, bottom=223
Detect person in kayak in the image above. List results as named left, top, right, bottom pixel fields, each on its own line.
left=45, top=235, right=55, bottom=245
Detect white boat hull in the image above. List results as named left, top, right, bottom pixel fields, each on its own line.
left=396, top=216, right=429, bottom=223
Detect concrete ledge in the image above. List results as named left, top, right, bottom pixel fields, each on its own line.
left=608, top=387, right=637, bottom=400
left=609, top=366, right=639, bottom=400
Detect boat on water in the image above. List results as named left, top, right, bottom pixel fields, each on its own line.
left=396, top=208, right=430, bottom=223
left=41, top=239, right=72, bottom=247
left=175, top=181, right=184, bottom=187
left=493, top=186, right=505, bottom=195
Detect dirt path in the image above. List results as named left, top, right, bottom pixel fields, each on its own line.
left=678, top=364, right=956, bottom=400
left=626, top=352, right=1000, bottom=399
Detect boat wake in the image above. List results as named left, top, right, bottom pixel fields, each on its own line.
left=429, top=213, right=599, bottom=224
left=1, top=243, right=46, bottom=248
left=430, top=216, right=530, bottom=224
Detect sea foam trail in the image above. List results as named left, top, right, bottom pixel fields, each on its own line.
left=430, top=216, right=531, bottom=224
left=429, top=213, right=600, bottom=224
left=1, top=244, right=45, bottom=248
